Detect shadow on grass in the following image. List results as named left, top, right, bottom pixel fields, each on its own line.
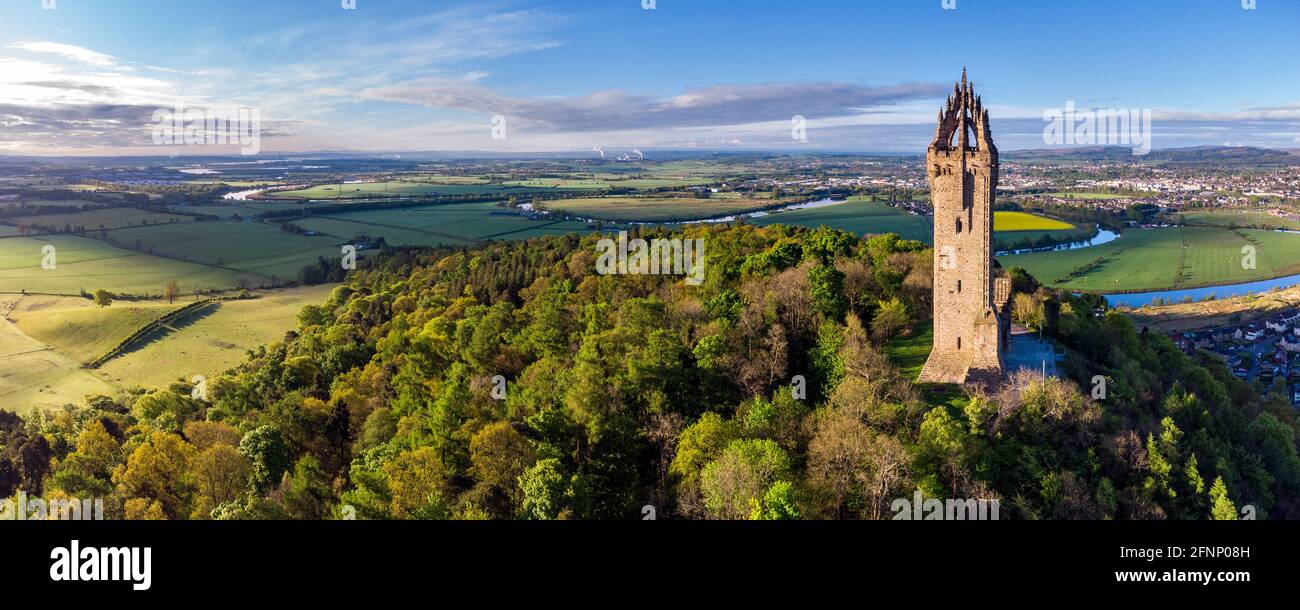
left=107, top=301, right=222, bottom=362
left=883, top=322, right=969, bottom=409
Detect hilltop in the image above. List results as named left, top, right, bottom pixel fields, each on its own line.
left=2, top=226, right=1296, bottom=520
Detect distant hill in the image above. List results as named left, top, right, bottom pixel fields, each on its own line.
left=1005, top=145, right=1300, bottom=166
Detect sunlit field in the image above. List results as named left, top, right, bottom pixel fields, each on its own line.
left=993, top=211, right=1074, bottom=232
left=999, top=227, right=1300, bottom=292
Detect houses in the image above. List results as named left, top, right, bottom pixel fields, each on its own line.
left=1267, top=319, right=1290, bottom=333
left=1236, top=323, right=1266, bottom=342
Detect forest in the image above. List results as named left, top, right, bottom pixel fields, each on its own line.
left=3, top=223, right=1297, bottom=520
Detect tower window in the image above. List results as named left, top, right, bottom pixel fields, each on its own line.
left=957, top=337, right=962, bottom=350
left=955, top=219, right=962, bottom=233
left=957, top=280, right=962, bottom=293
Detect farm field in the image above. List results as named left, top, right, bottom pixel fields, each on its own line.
left=0, top=295, right=116, bottom=414
left=993, top=211, right=1073, bottom=231
left=11, top=207, right=200, bottom=230
left=543, top=196, right=776, bottom=222
left=167, top=204, right=267, bottom=218
left=318, top=202, right=592, bottom=241
left=0, top=226, right=21, bottom=237
left=291, top=216, right=475, bottom=248
left=1182, top=209, right=1300, bottom=231
left=275, top=182, right=534, bottom=199
left=96, top=285, right=337, bottom=389
left=9, top=295, right=183, bottom=365
left=0, top=198, right=108, bottom=209
left=502, top=178, right=609, bottom=190
left=746, top=200, right=1079, bottom=249
left=401, top=175, right=491, bottom=185
left=103, top=221, right=343, bottom=281
left=752, top=200, right=933, bottom=242
left=0, top=234, right=257, bottom=296
left=999, top=227, right=1300, bottom=293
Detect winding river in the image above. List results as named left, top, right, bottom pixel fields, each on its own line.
left=1103, top=272, right=1300, bottom=309
left=1094, top=229, right=1300, bottom=308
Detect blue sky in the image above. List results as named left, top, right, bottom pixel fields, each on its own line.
left=1, top=0, right=1298, bottom=154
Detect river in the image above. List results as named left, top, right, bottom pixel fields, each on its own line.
left=1104, top=272, right=1300, bottom=308
left=995, top=228, right=1120, bottom=256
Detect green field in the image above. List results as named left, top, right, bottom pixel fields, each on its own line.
left=96, top=285, right=337, bottom=389
left=1182, top=209, right=1300, bottom=231
left=12, top=207, right=199, bottom=230
left=291, top=216, right=474, bottom=248
left=103, top=221, right=343, bottom=281
left=999, top=227, right=1300, bottom=293
left=0, top=234, right=258, bottom=295
left=0, top=198, right=107, bottom=209
left=544, top=196, right=776, bottom=222
left=10, top=296, right=183, bottom=365
left=752, top=201, right=934, bottom=242
left=0, top=320, right=116, bottom=414
left=167, top=204, right=267, bottom=218
left=316, top=202, right=592, bottom=241
left=502, top=178, right=609, bottom=190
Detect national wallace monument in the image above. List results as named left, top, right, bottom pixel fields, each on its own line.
left=917, top=70, right=1013, bottom=386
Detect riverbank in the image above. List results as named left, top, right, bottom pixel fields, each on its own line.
left=1122, top=285, right=1300, bottom=333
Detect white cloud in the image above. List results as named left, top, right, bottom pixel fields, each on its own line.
left=7, top=42, right=121, bottom=68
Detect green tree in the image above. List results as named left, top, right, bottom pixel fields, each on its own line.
left=871, top=297, right=911, bottom=340
left=700, top=439, right=791, bottom=520
left=749, top=480, right=801, bottom=520
left=238, top=425, right=291, bottom=494
left=518, top=458, right=570, bottom=520
left=808, top=263, right=847, bottom=321
left=670, top=413, right=740, bottom=486
left=1209, top=476, right=1238, bottom=520
left=113, top=431, right=196, bottom=520
left=93, top=289, right=114, bottom=308
left=190, top=444, right=251, bottom=519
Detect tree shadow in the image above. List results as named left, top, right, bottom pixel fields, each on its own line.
left=104, top=301, right=223, bottom=362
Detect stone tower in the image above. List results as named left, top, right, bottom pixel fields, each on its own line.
left=917, top=69, right=1011, bottom=386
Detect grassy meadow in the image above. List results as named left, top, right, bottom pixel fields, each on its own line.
left=752, top=200, right=933, bottom=242
left=10, top=296, right=184, bottom=365
left=12, top=207, right=200, bottom=230
left=103, top=221, right=343, bottom=281
left=95, top=285, right=337, bottom=389
left=1182, top=209, right=1300, bottom=231
left=999, top=227, right=1300, bottom=293
left=0, top=295, right=117, bottom=414
left=0, top=234, right=257, bottom=296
